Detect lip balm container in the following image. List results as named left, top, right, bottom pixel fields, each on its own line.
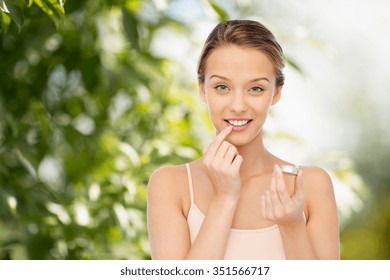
left=280, top=165, right=299, bottom=176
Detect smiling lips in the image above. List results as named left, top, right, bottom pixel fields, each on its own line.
left=224, top=119, right=253, bottom=130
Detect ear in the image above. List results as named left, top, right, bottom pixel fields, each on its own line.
left=198, top=82, right=207, bottom=104
left=271, top=85, right=282, bottom=105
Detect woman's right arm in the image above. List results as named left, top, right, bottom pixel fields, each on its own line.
left=147, top=126, right=243, bottom=259
left=147, top=166, right=193, bottom=259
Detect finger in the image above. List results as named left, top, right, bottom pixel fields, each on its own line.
left=275, top=164, right=291, bottom=204
left=217, top=125, right=233, bottom=138
left=214, top=141, right=232, bottom=161
left=231, top=154, right=243, bottom=171
left=223, top=145, right=239, bottom=164
left=208, top=126, right=233, bottom=157
left=264, top=190, right=274, bottom=220
left=214, top=125, right=233, bottom=147
left=270, top=165, right=282, bottom=208
left=292, top=169, right=304, bottom=201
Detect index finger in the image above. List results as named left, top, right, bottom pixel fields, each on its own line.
left=275, top=165, right=291, bottom=204
left=292, top=169, right=304, bottom=200
left=208, top=125, right=233, bottom=156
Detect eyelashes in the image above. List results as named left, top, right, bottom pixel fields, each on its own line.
left=215, top=85, right=229, bottom=91
left=214, top=84, right=264, bottom=94
left=249, top=86, right=263, bottom=93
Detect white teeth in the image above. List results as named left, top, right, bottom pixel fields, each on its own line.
left=227, top=120, right=250, bottom=126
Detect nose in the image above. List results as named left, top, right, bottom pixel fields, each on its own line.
left=229, top=91, right=248, bottom=113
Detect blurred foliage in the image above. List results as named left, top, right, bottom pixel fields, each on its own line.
left=0, top=0, right=206, bottom=259
left=340, top=137, right=390, bottom=259
left=0, top=0, right=388, bottom=260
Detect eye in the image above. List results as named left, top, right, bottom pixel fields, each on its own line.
left=215, top=84, right=229, bottom=92
left=249, top=86, right=263, bottom=94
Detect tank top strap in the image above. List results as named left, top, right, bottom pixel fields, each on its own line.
left=185, top=163, right=195, bottom=205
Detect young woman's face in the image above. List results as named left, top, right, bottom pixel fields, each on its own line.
left=199, top=45, right=282, bottom=147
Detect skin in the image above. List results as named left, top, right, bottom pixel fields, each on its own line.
left=147, top=45, right=340, bottom=259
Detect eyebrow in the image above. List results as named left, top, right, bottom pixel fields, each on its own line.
left=209, top=74, right=270, bottom=83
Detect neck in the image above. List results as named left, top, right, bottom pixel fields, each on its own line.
left=235, top=132, right=276, bottom=179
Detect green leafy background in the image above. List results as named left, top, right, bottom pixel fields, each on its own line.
left=0, top=0, right=389, bottom=259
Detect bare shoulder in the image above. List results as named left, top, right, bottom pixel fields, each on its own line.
left=147, top=164, right=189, bottom=208
left=300, top=165, right=336, bottom=207
left=149, top=165, right=186, bottom=185
left=148, top=164, right=187, bottom=192
left=301, top=165, right=333, bottom=186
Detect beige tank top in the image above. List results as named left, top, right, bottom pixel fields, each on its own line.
left=185, top=163, right=287, bottom=259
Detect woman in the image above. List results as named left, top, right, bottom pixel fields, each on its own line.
left=147, top=20, right=339, bottom=259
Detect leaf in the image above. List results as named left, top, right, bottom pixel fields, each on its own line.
left=3, top=0, right=24, bottom=31
left=32, top=0, right=64, bottom=28
left=285, top=55, right=304, bottom=75
left=208, top=0, right=229, bottom=21
left=33, top=0, right=64, bottom=17
left=125, top=0, right=141, bottom=13
left=42, top=0, right=64, bottom=15
left=0, top=7, right=11, bottom=33
left=122, top=7, right=140, bottom=50
left=0, top=0, right=9, bottom=12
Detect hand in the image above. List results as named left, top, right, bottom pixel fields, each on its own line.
left=260, top=164, right=305, bottom=227
left=203, top=126, right=243, bottom=200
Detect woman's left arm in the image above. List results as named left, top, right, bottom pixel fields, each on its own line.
left=261, top=165, right=340, bottom=259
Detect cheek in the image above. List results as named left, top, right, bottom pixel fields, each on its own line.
left=205, top=97, right=225, bottom=126
left=205, top=94, right=223, bottom=111
left=254, top=97, right=273, bottom=113
left=207, top=102, right=221, bottom=119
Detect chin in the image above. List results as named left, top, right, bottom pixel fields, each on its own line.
left=228, top=128, right=263, bottom=147
left=226, top=135, right=252, bottom=147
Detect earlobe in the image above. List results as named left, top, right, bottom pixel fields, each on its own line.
left=271, top=86, right=282, bottom=105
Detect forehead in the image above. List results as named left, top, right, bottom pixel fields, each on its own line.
left=205, top=45, right=275, bottom=81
